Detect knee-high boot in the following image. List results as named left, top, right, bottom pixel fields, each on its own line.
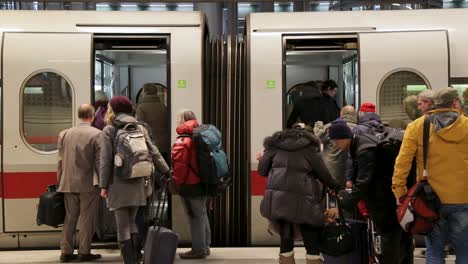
left=131, top=233, right=143, bottom=263
left=119, top=240, right=135, bottom=264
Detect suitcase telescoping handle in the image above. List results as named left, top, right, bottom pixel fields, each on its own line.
left=326, top=192, right=347, bottom=224
left=154, top=184, right=168, bottom=229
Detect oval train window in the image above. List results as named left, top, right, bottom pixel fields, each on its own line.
left=22, top=71, right=73, bottom=152
left=378, top=70, right=429, bottom=128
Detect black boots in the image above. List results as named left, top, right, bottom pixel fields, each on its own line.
left=119, top=240, right=135, bottom=264
left=131, top=233, right=143, bottom=263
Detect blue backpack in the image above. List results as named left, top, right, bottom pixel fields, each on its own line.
left=192, top=124, right=231, bottom=196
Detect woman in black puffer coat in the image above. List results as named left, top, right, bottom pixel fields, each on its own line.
left=258, top=126, right=342, bottom=264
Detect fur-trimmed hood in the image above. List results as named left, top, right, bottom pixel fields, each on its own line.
left=263, top=128, right=320, bottom=151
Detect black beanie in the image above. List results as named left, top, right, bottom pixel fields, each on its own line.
left=329, top=119, right=353, bottom=140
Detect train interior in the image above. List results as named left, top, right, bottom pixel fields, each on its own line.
left=93, top=36, right=171, bottom=239
left=283, top=36, right=359, bottom=126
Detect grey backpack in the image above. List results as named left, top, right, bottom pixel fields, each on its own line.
left=114, top=123, right=154, bottom=180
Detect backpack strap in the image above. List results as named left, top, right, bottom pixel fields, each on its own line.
left=422, top=116, right=431, bottom=179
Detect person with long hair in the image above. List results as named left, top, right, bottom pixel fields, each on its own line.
left=99, top=96, right=170, bottom=264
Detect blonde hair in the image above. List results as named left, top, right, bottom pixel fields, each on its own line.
left=105, top=104, right=116, bottom=125
left=176, top=109, right=197, bottom=125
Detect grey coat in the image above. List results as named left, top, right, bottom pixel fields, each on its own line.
left=136, top=94, right=170, bottom=152
left=258, top=129, right=341, bottom=226
left=99, top=114, right=170, bottom=210
left=314, top=114, right=357, bottom=186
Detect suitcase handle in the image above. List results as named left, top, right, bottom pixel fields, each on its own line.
left=153, top=185, right=167, bottom=228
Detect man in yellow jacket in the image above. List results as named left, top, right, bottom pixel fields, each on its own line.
left=392, top=87, right=468, bottom=263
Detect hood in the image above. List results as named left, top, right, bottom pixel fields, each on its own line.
left=139, top=94, right=161, bottom=104
left=113, top=113, right=138, bottom=127
left=358, top=112, right=381, bottom=124
left=263, top=129, right=320, bottom=151
left=176, top=120, right=199, bottom=135
left=342, top=113, right=357, bottom=124
left=430, top=109, right=468, bottom=143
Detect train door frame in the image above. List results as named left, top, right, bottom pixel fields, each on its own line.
left=281, top=34, right=360, bottom=128
left=91, top=34, right=173, bottom=225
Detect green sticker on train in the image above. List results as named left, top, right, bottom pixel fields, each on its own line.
left=266, top=80, right=276, bottom=89
left=177, top=80, right=187, bottom=88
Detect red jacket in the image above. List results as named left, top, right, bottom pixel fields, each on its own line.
left=171, top=120, right=200, bottom=185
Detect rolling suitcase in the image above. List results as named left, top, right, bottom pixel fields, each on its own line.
left=95, top=197, right=117, bottom=241
left=144, top=188, right=179, bottom=264
left=36, top=184, right=65, bottom=228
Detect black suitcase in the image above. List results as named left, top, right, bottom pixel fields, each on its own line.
left=144, top=189, right=179, bottom=264
left=95, top=197, right=117, bottom=240
left=36, top=184, right=65, bottom=228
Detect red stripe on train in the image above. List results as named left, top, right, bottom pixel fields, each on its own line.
left=1, top=172, right=57, bottom=198
left=251, top=170, right=267, bottom=196
left=25, top=136, right=59, bottom=145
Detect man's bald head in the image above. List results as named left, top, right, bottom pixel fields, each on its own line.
left=340, top=105, right=355, bottom=117
left=78, top=104, right=95, bottom=121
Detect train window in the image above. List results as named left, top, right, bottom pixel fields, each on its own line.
left=378, top=70, right=429, bottom=128
left=22, top=71, right=73, bottom=152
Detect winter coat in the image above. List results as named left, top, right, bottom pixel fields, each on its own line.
left=136, top=94, right=170, bottom=153
left=99, top=113, right=170, bottom=210
left=314, top=115, right=357, bottom=187
left=346, top=134, right=399, bottom=233
left=258, top=129, right=342, bottom=226
left=92, top=101, right=108, bottom=130
left=171, top=120, right=204, bottom=197
left=287, top=87, right=322, bottom=128
left=319, top=93, right=340, bottom=124
left=353, top=112, right=382, bottom=135
left=393, top=109, right=468, bottom=204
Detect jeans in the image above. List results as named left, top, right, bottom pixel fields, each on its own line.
left=183, top=196, right=211, bottom=253
left=425, top=204, right=468, bottom=264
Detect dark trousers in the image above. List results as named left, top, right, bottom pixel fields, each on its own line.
left=379, top=225, right=414, bottom=264
left=279, top=221, right=322, bottom=255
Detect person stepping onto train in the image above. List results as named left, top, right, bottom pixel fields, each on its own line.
left=57, top=104, right=102, bottom=263
left=170, top=109, right=212, bottom=259
left=99, top=96, right=170, bottom=264
left=257, top=123, right=342, bottom=264
left=328, top=120, right=414, bottom=264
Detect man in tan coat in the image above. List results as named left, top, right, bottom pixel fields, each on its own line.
left=57, top=104, right=101, bottom=263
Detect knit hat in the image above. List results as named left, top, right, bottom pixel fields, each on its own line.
left=360, top=102, right=376, bottom=113
left=109, top=96, right=133, bottom=114
left=434, top=87, right=460, bottom=106
left=329, top=119, right=353, bottom=140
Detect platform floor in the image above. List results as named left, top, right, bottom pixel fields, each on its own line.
left=0, top=247, right=455, bottom=263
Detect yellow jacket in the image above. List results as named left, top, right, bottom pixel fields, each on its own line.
left=392, top=109, right=468, bottom=204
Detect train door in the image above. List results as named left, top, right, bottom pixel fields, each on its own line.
left=283, top=35, right=359, bottom=127
left=2, top=33, right=92, bottom=246
left=92, top=35, right=171, bottom=238
left=359, top=31, right=449, bottom=126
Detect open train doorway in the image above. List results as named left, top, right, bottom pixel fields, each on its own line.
left=283, top=35, right=359, bottom=128
left=92, top=35, right=171, bottom=241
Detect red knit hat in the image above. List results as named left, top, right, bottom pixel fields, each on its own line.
left=109, top=96, right=133, bottom=114
left=360, top=102, right=376, bottom=113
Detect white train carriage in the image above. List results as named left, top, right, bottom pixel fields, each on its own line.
left=247, top=9, right=468, bottom=245
left=0, top=10, right=205, bottom=248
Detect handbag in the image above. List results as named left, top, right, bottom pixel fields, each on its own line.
left=319, top=193, right=354, bottom=257
left=397, top=117, right=441, bottom=235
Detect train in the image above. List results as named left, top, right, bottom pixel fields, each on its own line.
left=0, top=8, right=467, bottom=248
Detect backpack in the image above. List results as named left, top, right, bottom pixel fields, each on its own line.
left=192, top=124, right=231, bottom=196
left=113, top=123, right=154, bottom=180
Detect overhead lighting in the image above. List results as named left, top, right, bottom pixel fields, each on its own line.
left=392, top=3, right=401, bottom=6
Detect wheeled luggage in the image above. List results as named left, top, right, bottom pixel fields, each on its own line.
left=36, top=184, right=65, bottom=228
left=143, top=188, right=179, bottom=264
left=95, top=197, right=117, bottom=240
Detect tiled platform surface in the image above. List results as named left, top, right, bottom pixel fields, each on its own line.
left=0, top=248, right=455, bottom=263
